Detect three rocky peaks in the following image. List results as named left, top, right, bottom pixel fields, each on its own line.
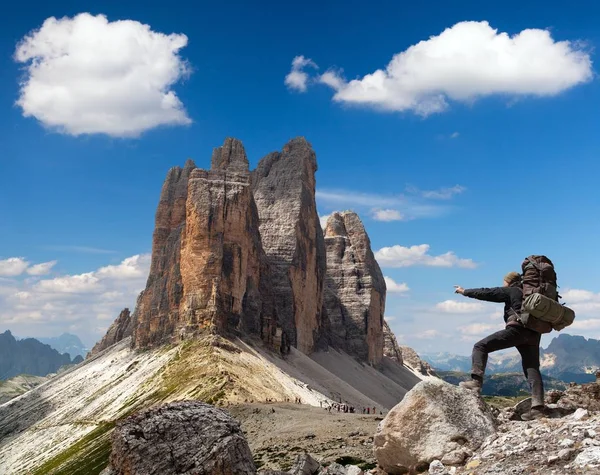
left=94, top=137, right=401, bottom=367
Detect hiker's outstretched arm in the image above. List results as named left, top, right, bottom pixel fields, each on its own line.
left=462, top=287, right=508, bottom=303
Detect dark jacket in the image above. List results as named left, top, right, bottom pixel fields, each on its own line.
left=463, top=282, right=522, bottom=323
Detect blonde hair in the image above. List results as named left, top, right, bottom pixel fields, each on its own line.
left=504, top=271, right=521, bottom=285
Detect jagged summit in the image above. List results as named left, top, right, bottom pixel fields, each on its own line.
left=210, top=137, right=249, bottom=172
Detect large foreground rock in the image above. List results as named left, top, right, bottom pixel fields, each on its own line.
left=374, top=379, right=496, bottom=474
left=102, top=401, right=256, bottom=475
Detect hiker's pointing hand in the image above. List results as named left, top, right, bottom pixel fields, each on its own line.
left=454, top=285, right=465, bottom=295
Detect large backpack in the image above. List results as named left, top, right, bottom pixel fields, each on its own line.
left=518, top=255, right=575, bottom=333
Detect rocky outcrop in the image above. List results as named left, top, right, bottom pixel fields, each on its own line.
left=101, top=401, right=256, bottom=475
left=457, top=390, right=600, bottom=475
left=321, top=212, right=385, bottom=365
left=252, top=138, right=326, bottom=354
left=89, top=308, right=134, bottom=356
left=132, top=139, right=278, bottom=350
left=374, top=379, right=496, bottom=473
left=400, top=345, right=436, bottom=377
left=382, top=321, right=403, bottom=365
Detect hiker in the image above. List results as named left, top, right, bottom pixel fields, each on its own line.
left=454, top=271, right=546, bottom=421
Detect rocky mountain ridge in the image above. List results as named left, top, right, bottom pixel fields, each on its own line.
left=0, top=330, right=82, bottom=380
left=424, top=333, right=600, bottom=383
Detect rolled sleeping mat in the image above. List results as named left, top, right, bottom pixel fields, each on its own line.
left=522, top=293, right=576, bottom=331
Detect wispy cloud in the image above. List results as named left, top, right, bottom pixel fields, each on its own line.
left=436, top=300, right=484, bottom=314
left=421, top=185, right=466, bottom=200
left=43, top=245, right=117, bottom=254
left=414, top=329, right=441, bottom=340
left=375, top=244, right=477, bottom=268
left=316, top=189, right=457, bottom=220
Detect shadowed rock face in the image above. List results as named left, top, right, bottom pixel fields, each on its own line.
left=132, top=159, right=195, bottom=348
left=133, top=139, right=278, bottom=350
left=89, top=308, right=134, bottom=357
left=252, top=138, right=326, bottom=355
left=322, top=211, right=385, bottom=366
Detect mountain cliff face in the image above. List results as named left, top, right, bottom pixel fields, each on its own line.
left=132, top=139, right=279, bottom=351
left=0, top=331, right=75, bottom=380
left=252, top=138, right=326, bottom=355
left=322, top=211, right=385, bottom=365
left=98, top=137, right=401, bottom=366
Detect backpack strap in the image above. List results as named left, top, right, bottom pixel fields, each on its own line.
left=526, top=257, right=542, bottom=272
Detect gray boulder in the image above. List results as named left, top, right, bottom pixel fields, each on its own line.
left=101, top=401, right=256, bottom=474
left=290, top=453, right=321, bottom=475
left=373, top=379, right=496, bottom=473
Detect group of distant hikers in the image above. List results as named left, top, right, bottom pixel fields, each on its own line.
left=453, top=255, right=575, bottom=421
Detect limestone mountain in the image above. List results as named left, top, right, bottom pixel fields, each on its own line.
left=100, top=136, right=402, bottom=366
left=0, top=330, right=78, bottom=380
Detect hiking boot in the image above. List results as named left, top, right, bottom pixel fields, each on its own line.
left=459, top=379, right=482, bottom=394
left=521, top=406, right=547, bottom=421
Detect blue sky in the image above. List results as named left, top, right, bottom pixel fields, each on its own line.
left=1, top=1, right=600, bottom=353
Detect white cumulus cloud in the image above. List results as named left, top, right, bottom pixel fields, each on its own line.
left=14, top=13, right=192, bottom=137
left=0, top=258, right=30, bottom=277
left=309, top=21, right=592, bottom=115
left=436, top=300, right=484, bottom=314
left=375, top=244, right=477, bottom=268
left=458, top=322, right=499, bottom=336
left=384, top=276, right=410, bottom=294
left=0, top=254, right=151, bottom=344
left=371, top=209, right=404, bottom=222
left=0, top=258, right=58, bottom=276
left=26, top=260, right=57, bottom=276
left=285, top=55, right=318, bottom=92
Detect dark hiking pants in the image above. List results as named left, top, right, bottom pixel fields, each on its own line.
left=471, top=325, right=544, bottom=407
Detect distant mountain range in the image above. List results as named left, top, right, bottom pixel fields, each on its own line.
left=423, top=333, right=599, bottom=385
left=437, top=371, right=567, bottom=397
left=33, top=333, right=89, bottom=359
left=0, top=331, right=83, bottom=380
